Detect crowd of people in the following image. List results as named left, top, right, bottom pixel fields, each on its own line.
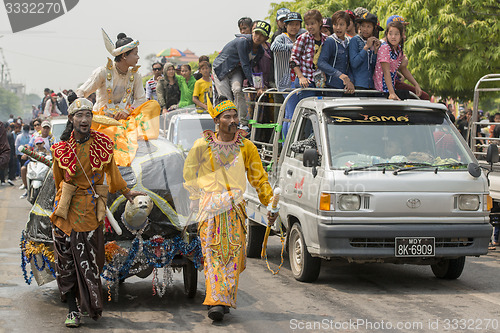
left=0, top=114, right=56, bottom=198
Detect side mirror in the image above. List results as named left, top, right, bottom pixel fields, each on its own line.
left=303, top=149, right=318, bottom=167
left=303, top=149, right=318, bottom=178
left=486, top=144, right=499, bottom=164
left=467, top=163, right=481, bottom=178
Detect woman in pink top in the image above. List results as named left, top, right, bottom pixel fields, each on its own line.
left=373, top=21, right=422, bottom=100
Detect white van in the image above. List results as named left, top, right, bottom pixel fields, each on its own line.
left=245, top=90, right=492, bottom=282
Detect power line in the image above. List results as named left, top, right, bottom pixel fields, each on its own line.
left=2, top=48, right=94, bottom=68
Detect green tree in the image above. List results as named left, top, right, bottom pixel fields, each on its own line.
left=267, top=0, right=500, bottom=99
left=0, top=87, right=21, bottom=119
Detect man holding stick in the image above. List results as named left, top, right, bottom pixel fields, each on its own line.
left=183, top=96, right=278, bottom=321
left=50, top=98, right=142, bottom=327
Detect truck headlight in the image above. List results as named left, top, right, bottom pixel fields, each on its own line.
left=458, top=195, right=480, bottom=211
left=339, top=194, right=361, bottom=211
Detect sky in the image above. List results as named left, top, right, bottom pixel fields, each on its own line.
left=0, top=0, right=283, bottom=95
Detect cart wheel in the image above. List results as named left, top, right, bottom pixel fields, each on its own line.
left=183, top=260, right=198, bottom=298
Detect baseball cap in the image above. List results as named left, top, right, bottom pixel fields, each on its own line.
left=284, top=12, right=302, bottom=23
left=41, top=120, right=51, bottom=128
left=345, top=9, right=357, bottom=24
left=356, top=12, right=384, bottom=31
left=354, top=7, right=369, bottom=18
left=253, top=21, right=271, bottom=37
left=276, top=8, right=291, bottom=20
left=34, top=137, right=45, bottom=145
left=386, top=15, right=409, bottom=26
left=51, top=92, right=57, bottom=97
left=322, top=17, right=333, bottom=28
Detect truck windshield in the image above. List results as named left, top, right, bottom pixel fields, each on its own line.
left=324, top=107, right=474, bottom=170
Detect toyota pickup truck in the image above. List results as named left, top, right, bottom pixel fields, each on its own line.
left=245, top=89, right=492, bottom=282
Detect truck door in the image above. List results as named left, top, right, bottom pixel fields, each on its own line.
left=280, top=109, right=322, bottom=218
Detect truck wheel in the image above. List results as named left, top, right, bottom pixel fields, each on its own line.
left=183, top=260, right=197, bottom=298
left=431, top=256, right=466, bottom=279
left=289, top=223, right=321, bottom=282
left=246, top=219, right=266, bottom=258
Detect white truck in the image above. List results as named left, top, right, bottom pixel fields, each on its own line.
left=245, top=88, right=492, bottom=282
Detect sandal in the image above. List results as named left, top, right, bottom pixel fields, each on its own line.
left=488, top=243, right=496, bottom=251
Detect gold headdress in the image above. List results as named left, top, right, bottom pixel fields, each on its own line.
left=207, top=99, right=237, bottom=119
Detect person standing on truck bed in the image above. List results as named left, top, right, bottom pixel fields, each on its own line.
left=183, top=97, right=278, bottom=322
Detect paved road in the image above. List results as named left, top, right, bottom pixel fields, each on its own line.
left=0, top=182, right=499, bottom=332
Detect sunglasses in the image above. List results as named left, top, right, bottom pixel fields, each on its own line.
left=153, top=67, right=162, bottom=71
left=34, top=123, right=41, bottom=126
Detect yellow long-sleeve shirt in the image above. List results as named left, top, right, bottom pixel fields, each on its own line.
left=183, top=131, right=273, bottom=207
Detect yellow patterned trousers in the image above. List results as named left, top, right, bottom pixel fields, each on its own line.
left=198, top=193, right=247, bottom=308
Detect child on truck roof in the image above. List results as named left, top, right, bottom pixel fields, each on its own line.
left=348, top=12, right=383, bottom=90
left=287, top=9, right=327, bottom=138
left=317, top=10, right=355, bottom=96
left=373, top=21, right=422, bottom=100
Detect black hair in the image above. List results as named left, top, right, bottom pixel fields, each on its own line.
left=114, top=33, right=135, bottom=62
left=151, top=62, right=163, bottom=69
left=238, top=17, right=253, bottom=29
left=332, top=10, right=351, bottom=26
left=181, top=64, right=191, bottom=71
left=44, top=88, right=50, bottom=93
left=60, top=120, right=73, bottom=142
left=67, top=91, right=78, bottom=105
left=23, top=124, right=30, bottom=132
left=198, top=55, right=210, bottom=63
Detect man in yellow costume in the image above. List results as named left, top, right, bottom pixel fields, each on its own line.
left=76, top=30, right=161, bottom=167
left=183, top=96, right=278, bottom=321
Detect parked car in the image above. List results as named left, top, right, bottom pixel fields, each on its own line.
left=165, top=110, right=215, bottom=153
left=49, top=116, right=68, bottom=141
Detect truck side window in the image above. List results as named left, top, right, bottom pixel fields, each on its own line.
left=290, top=116, right=319, bottom=163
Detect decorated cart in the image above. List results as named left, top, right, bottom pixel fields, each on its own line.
left=20, top=137, right=202, bottom=299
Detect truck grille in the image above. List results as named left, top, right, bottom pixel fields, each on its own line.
left=349, top=238, right=474, bottom=248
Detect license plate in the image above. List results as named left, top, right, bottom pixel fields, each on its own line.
left=395, top=237, right=435, bottom=257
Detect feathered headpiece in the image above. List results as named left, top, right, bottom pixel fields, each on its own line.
left=102, top=28, right=139, bottom=57
left=207, top=98, right=237, bottom=119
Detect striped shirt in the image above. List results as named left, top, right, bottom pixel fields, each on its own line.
left=271, top=33, right=296, bottom=91
left=290, top=32, right=327, bottom=81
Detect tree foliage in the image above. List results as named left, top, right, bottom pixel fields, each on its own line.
left=0, top=87, right=21, bottom=120
left=267, top=0, right=500, bottom=99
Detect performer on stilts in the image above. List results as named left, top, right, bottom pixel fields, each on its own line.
left=183, top=96, right=278, bottom=321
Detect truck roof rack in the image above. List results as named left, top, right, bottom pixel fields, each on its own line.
left=470, top=74, right=500, bottom=157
